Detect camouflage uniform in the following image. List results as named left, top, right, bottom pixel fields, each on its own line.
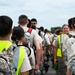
left=56, top=57, right=67, bottom=75
left=0, top=45, right=16, bottom=75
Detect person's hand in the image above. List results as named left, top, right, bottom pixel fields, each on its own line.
left=66, top=69, right=71, bottom=75
left=54, top=59, right=56, bottom=64
left=34, top=64, right=39, bottom=70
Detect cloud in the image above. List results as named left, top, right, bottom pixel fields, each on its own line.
left=0, top=0, right=75, bottom=29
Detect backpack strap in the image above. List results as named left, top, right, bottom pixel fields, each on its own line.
left=43, top=33, right=46, bottom=40
left=12, top=46, right=25, bottom=75
left=27, top=28, right=32, bottom=33
left=38, top=30, right=41, bottom=36
left=67, top=33, right=75, bottom=38
left=26, top=47, right=31, bottom=57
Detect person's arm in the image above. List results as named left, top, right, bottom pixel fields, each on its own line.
left=34, top=40, right=41, bottom=69
left=53, top=46, right=57, bottom=64
left=52, top=37, right=58, bottom=64
left=40, top=43, right=44, bottom=63
left=38, top=35, right=43, bottom=62
left=21, top=72, right=28, bottom=75
left=66, top=69, right=71, bottom=75
left=32, top=30, right=41, bottom=69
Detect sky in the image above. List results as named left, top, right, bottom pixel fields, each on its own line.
left=0, top=0, right=75, bottom=30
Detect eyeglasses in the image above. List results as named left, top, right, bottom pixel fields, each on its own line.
left=31, top=23, right=36, bottom=25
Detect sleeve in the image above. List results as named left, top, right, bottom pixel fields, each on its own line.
left=20, top=49, right=32, bottom=72
left=45, top=34, right=50, bottom=45
left=48, top=34, right=53, bottom=42
left=33, top=30, right=39, bottom=42
left=53, top=37, right=58, bottom=47
left=38, top=35, right=43, bottom=44
left=67, top=37, right=75, bottom=49
left=62, top=34, right=69, bottom=51
left=71, top=41, right=75, bottom=52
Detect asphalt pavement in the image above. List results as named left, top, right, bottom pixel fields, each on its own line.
left=34, top=60, right=56, bottom=75
left=44, top=61, right=56, bottom=75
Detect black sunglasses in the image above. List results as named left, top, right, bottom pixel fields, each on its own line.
left=31, top=23, right=36, bottom=25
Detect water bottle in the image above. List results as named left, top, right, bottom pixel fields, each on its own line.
left=54, top=61, right=58, bottom=70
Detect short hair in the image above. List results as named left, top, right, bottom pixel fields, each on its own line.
left=27, top=19, right=31, bottom=28
left=11, top=26, right=24, bottom=41
left=31, top=18, right=37, bottom=23
left=62, top=24, right=68, bottom=29
left=54, top=27, right=58, bottom=30
left=39, top=26, right=44, bottom=31
left=68, top=17, right=75, bottom=29
left=18, top=15, right=28, bottom=25
left=0, top=15, right=13, bottom=37
left=44, top=29, right=48, bottom=33
left=56, top=29, right=62, bottom=35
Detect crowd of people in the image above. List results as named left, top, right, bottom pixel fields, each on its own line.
left=0, top=14, right=75, bottom=75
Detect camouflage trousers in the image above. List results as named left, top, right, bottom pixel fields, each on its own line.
left=56, top=57, right=67, bottom=75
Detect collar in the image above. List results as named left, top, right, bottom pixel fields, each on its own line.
left=20, top=25, right=28, bottom=32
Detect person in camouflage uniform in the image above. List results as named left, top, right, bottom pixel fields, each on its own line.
left=53, top=30, right=67, bottom=75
